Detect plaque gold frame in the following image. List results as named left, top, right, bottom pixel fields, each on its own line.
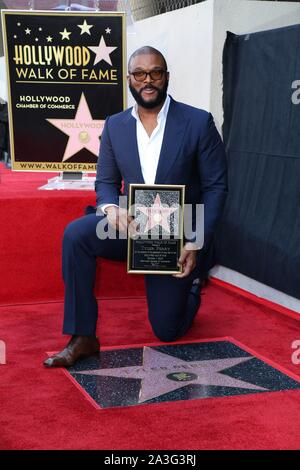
left=127, top=183, right=185, bottom=275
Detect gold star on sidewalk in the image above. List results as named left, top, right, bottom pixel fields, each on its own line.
left=60, top=28, right=71, bottom=40
left=77, top=19, right=93, bottom=35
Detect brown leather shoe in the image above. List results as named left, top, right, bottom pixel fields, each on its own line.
left=43, top=335, right=100, bottom=368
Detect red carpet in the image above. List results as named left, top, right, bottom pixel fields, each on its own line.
left=1, top=284, right=300, bottom=450
left=0, top=163, right=144, bottom=306
left=1, top=165, right=300, bottom=449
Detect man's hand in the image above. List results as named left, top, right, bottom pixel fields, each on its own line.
left=106, top=206, right=132, bottom=234
left=172, top=244, right=198, bottom=279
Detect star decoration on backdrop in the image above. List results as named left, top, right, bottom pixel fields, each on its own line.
left=137, top=193, right=178, bottom=233
left=77, top=19, right=93, bottom=35
left=46, top=36, right=53, bottom=43
left=17, top=22, right=21, bottom=27
left=35, top=38, right=39, bottom=42
left=88, top=35, right=117, bottom=66
left=13, top=35, right=17, bottom=39
left=105, top=27, right=111, bottom=34
left=46, top=93, right=105, bottom=162
left=25, top=28, right=31, bottom=34
left=38, top=27, right=42, bottom=31
left=77, top=347, right=267, bottom=403
left=60, top=28, right=71, bottom=40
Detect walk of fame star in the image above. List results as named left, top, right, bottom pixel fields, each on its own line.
left=65, top=340, right=300, bottom=409
left=46, top=93, right=105, bottom=162
left=138, top=194, right=178, bottom=234
left=77, top=347, right=266, bottom=403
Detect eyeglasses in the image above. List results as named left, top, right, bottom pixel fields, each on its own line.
left=129, top=69, right=167, bottom=82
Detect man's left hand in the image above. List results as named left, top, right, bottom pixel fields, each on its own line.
left=172, top=244, right=198, bottom=279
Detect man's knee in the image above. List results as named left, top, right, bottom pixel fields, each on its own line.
left=149, top=303, right=194, bottom=343
left=63, top=220, right=83, bottom=245
left=151, top=325, right=180, bottom=343
left=63, top=217, right=95, bottom=246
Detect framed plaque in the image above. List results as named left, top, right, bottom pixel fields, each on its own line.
left=127, top=184, right=185, bottom=275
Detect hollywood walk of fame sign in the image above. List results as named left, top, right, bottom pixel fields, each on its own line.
left=1, top=10, right=126, bottom=171
left=127, top=184, right=185, bottom=274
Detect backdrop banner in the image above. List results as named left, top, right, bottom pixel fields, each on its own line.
left=217, top=25, right=300, bottom=299
left=1, top=10, right=126, bottom=171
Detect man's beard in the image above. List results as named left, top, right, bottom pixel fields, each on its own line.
left=129, top=80, right=169, bottom=109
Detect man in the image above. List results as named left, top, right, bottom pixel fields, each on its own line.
left=44, top=46, right=227, bottom=368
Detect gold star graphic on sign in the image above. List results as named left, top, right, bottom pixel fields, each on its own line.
left=60, top=28, right=71, bottom=40
left=46, top=36, right=53, bottom=43
left=77, top=19, right=93, bottom=35
left=25, top=28, right=31, bottom=34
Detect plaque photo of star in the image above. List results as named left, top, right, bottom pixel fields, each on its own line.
left=127, top=184, right=185, bottom=275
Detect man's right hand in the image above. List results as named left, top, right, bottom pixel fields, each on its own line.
left=105, top=206, right=133, bottom=234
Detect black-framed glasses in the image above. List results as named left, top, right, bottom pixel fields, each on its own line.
left=129, top=69, right=167, bottom=82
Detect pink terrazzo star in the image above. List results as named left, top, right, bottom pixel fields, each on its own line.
left=78, top=347, right=266, bottom=404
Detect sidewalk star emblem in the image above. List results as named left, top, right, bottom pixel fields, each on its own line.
left=66, top=340, right=300, bottom=408
left=77, top=347, right=267, bottom=403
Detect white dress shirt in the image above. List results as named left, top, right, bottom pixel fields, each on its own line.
left=101, top=95, right=171, bottom=213
left=131, top=94, right=171, bottom=184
